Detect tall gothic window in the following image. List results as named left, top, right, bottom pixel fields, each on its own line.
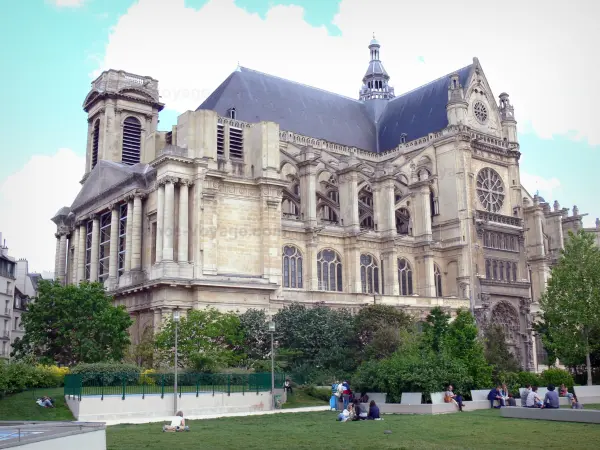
left=317, top=249, right=343, bottom=292
left=91, top=119, right=100, bottom=169
left=122, top=116, right=142, bottom=165
left=397, top=257, right=413, bottom=295
left=513, top=262, right=518, bottom=281
left=98, top=212, right=111, bottom=283
left=498, top=262, right=504, bottom=281
left=360, top=254, right=379, bottom=294
left=282, top=245, right=303, bottom=289
left=485, top=259, right=491, bottom=279
left=85, top=220, right=93, bottom=280
left=118, top=204, right=127, bottom=276
left=434, top=264, right=443, bottom=297
left=492, top=260, right=498, bottom=280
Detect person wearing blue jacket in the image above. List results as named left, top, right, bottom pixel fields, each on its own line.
left=330, top=381, right=339, bottom=410
left=488, top=385, right=505, bottom=408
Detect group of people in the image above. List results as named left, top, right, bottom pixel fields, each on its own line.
left=331, top=381, right=381, bottom=422
left=488, top=383, right=583, bottom=409
left=337, top=400, right=381, bottom=422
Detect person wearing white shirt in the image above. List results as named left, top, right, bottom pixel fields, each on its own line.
left=526, top=387, right=544, bottom=408
left=163, top=411, right=190, bottom=432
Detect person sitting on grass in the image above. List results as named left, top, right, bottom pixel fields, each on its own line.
left=367, top=400, right=381, bottom=420
left=353, top=400, right=368, bottom=420
left=337, top=404, right=354, bottom=422
left=526, top=386, right=544, bottom=408
left=571, top=395, right=583, bottom=409
left=162, top=411, right=190, bottom=432
left=521, top=384, right=532, bottom=407
left=543, top=385, right=560, bottom=409
left=488, top=385, right=505, bottom=408
left=444, top=385, right=465, bottom=412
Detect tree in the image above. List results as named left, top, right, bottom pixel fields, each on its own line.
left=539, top=230, right=600, bottom=385
left=11, top=280, right=132, bottom=365
left=154, top=307, right=244, bottom=372
left=126, top=326, right=155, bottom=368
left=238, top=309, right=270, bottom=361
left=483, top=324, right=521, bottom=378
left=354, top=305, right=414, bottom=360
left=422, top=307, right=450, bottom=353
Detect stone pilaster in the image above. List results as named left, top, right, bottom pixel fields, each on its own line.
left=153, top=308, right=162, bottom=334
left=192, top=169, right=207, bottom=278
left=124, top=198, right=133, bottom=272
left=89, top=215, right=100, bottom=282
left=338, top=168, right=360, bottom=232
left=373, top=175, right=395, bottom=237
left=57, top=232, right=68, bottom=285
left=163, top=177, right=176, bottom=261
left=381, top=247, right=399, bottom=296
left=107, top=205, right=119, bottom=287
left=71, top=227, right=79, bottom=284
left=77, top=223, right=86, bottom=284
left=202, top=179, right=218, bottom=276
left=305, top=239, right=319, bottom=291
left=54, top=233, right=60, bottom=280
left=422, top=253, right=436, bottom=297
left=259, top=183, right=284, bottom=284
left=155, top=182, right=165, bottom=263
left=131, top=193, right=144, bottom=270
left=347, top=240, right=362, bottom=293
left=410, top=181, right=432, bottom=242
left=178, top=180, right=191, bottom=263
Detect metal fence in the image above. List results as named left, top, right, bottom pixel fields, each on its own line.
left=64, top=372, right=286, bottom=400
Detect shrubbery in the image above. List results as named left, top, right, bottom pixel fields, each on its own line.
left=303, top=385, right=332, bottom=402
left=70, top=362, right=141, bottom=385
left=0, top=362, right=68, bottom=396
left=541, top=368, right=574, bottom=389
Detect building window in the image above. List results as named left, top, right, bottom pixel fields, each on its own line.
left=91, top=119, right=100, bottom=169
left=476, top=167, right=505, bottom=213
left=228, top=108, right=236, bottom=119
left=217, top=124, right=225, bottom=156
left=229, top=126, right=243, bottom=159
left=14, top=317, right=18, bottom=330
left=85, top=220, right=93, bottom=280
left=513, top=262, right=518, bottom=281
left=151, top=221, right=157, bottom=264
left=397, top=257, right=413, bottom=295
left=317, top=249, right=343, bottom=292
left=122, top=116, right=142, bottom=165
left=118, top=204, right=127, bottom=275
left=434, top=264, right=443, bottom=297
left=360, top=254, right=379, bottom=294
left=98, top=212, right=111, bottom=283
left=282, top=245, right=303, bottom=289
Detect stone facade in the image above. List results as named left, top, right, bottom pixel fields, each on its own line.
left=51, top=46, right=600, bottom=372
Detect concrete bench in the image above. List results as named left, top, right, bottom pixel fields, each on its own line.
left=366, top=393, right=387, bottom=405
left=501, top=406, right=600, bottom=424
left=574, top=386, right=600, bottom=404
left=400, top=393, right=422, bottom=405
left=430, top=392, right=446, bottom=405
left=379, top=403, right=457, bottom=415
left=519, top=388, right=570, bottom=406
left=470, top=389, right=491, bottom=401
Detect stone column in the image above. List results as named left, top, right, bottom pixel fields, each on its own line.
left=54, top=233, right=61, bottom=280
left=297, top=148, right=319, bottom=227
left=306, top=240, right=319, bottom=291
left=163, top=177, right=176, bottom=261
left=381, top=247, right=399, bottom=296
left=71, top=227, right=79, bottom=284
left=89, top=215, right=100, bottom=282
left=373, top=175, right=396, bottom=237
left=124, top=198, right=134, bottom=271
left=178, top=180, right=190, bottom=262
left=57, top=232, right=68, bottom=285
left=422, top=254, right=436, bottom=297
left=411, top=181, right=432, bottom=241
left=338, top=168, right=360, bottom=232
left=131, top=193, right=143, bottom=270
left=77, top=223, right=86, bottom=283
left=108, top=205, right=119, bottom=283
left=192, top=170, right=207, bottom=278
left=259, top=184, right=283, bottom=284
left=153, top=309, right=162, bottom=334
left=155, top=182, right=165, bottom=263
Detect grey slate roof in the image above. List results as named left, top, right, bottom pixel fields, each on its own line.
left=197, top=63, right=474, bottom=153
left=70, top=160, right=155, bottom=212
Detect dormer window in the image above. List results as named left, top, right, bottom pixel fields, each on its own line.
left=400, top=133, right=407, bottom=144
left=228, top=108, right=236, bottom=120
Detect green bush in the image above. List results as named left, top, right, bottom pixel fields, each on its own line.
left=495, top=371, right=521, bottom=397
left=303, top=385, right=332, bottom=402
left=541, top=368, right=574, bottom=389
left=0, top=362, right=64, bottom=396
left=70, top=362, right=141, bottom=386
left=517, top=371, right=543, bottom=389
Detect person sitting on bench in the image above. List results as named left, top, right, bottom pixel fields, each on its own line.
left=526, top=386, right=544, bottom=408
left=521, top=385, right=532, bottom=407
left=543, top=385, right=560, bottom=409
left=488, top=385, right=505, bottom=408
left=163, top=411, right=190, bottom=432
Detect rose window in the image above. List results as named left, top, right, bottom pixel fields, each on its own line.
left=474, top=101, right=488, bottom=124
left=476, top=168, right=505, bottom=213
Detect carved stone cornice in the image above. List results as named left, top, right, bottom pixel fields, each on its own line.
left=134, top=190, right=147, bottom=200
left=89, top=213, right=99, bottom=221
left=158, top=175, right=178, bottom=186
left=179, top=178, right=194, bottom=187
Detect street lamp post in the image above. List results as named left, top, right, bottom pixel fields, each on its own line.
left=173, top=309, right=180, bottom=415
left=268, top=321, right=276, bottom=408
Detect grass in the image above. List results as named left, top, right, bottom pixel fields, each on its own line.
left=0, top=388, right=74, bottom=421
left=281, top=388, right=329, bottom=409
left=106, top=408, right=600, bottom=450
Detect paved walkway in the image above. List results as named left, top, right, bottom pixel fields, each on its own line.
left=102, top=405, right=331, bottom=426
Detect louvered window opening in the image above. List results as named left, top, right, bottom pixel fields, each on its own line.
left=118, top=204, right=127, bottom=276
left=98, top=211, right=111, bottom=283
left=229, top=126, right=243, bottom=159
left=91, top=120, right=100, bottom=169
left=85, top=221, right=93, bottom=280
left=122, top=117, right=142, bottom=165
left=165, top=131, right=172, bottom=145
left=217, top=124, right=224, bottom=155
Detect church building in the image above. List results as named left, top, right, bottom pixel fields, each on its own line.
left=51, top=38, right=599, bottom=372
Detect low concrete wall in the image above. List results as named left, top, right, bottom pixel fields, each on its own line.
left=12, top=430, right=106, bottom=450
left=574, top=386, right=600, bottom=404
left=501, top=406, right=600, bottom=424
left=65, top=392, right=273, bottom=423
left=379, top=400, right=489, bottom=415
left=0, top=422, right=105, bottom=450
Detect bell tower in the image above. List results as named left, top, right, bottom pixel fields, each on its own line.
left=359, top=34, right=395, bottom=121
left=81, top=70, right=164, bottom=177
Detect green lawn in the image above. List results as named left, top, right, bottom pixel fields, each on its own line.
left=0, top=388, right=74, bottom=421
left=107, top=408, right=600, bottom=450
left=281, top=389, right=328, bottom=409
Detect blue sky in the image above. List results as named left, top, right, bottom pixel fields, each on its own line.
left=0, top=0, right=598, bottom=272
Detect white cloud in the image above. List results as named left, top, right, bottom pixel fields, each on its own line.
left=520, top=171, right=561, bottom=199
left=98, top=0, right=600, bottom=145
left=0, top=149, right=84, bottom=273
left=48, top=0, right=85, bottom=7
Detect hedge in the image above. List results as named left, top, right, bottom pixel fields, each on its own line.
left=0, top=362, right=68, bottom=396
left=70, top=362, right=141, bottom=385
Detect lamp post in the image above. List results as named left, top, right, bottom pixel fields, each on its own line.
left=268, top=321, right=276, bottom=408
left=173, top=309, right=180, bottom=415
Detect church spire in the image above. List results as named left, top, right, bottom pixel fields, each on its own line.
left=359, top=34, right=394, bottom=101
